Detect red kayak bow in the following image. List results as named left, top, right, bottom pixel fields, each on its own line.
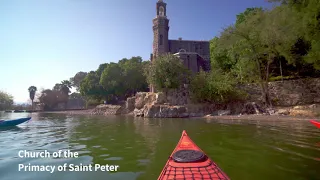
left=310, top=120, right=320, bottom=128
left=157, top=130, right=230, bottom=180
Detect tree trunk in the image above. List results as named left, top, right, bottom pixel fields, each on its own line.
left=31, top=100, right=34, bottom=111
left=263, top=57, right=273, bottom=108
left=279, top=58, right=283, bottom=82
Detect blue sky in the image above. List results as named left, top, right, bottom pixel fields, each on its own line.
left=0, top=0, right=273, bottom=103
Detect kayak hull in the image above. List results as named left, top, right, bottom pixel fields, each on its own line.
left=310, top=120, right=320, bottom=128
left=0, top=117, right=31, bottom=127
left=158, top=130, right=230, bottom=180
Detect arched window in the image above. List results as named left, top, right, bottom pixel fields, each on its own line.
left=160, top=35, right=163, bottom=45
left=178, top=49, right=186, bottom=53
left=159, top=6, right=165, bottom=16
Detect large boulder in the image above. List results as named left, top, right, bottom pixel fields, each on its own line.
left=277, top=109, right=290, bottom=115
left=154, top=92, right=167, bottom=105
left=134, top=92, right=156, bottom=109
left=133, top=108, right=145, bottom=117
left=241, top=102, right=265, bottom=115
left=91, top=104, right=122, bottom=115
left=135, top=92, right=147, bottom=109
left=126, top=97, right=136, bottom=112
left=144, top=105, right=188, bottom=118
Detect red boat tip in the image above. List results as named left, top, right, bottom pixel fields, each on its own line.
left=182, top=130, right=188, bottom=136
left=310, top=120, right=320, bottom=128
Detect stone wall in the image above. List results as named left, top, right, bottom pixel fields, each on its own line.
left=122, top=90, right=244, bottom=118
left=165, top=87, right=191, bottom=105
left=119, top=78, right=320, bottom=118
left=243, top=78, right=320, bottom=106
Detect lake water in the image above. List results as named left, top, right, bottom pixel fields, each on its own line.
left=0, top=112, right=319, bottom=180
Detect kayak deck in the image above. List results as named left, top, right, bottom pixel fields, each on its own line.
left=310, top=120, right=320, bottom=128
left=158, top=130, right=230, bottom=180
left=159, top=161, right=228, bottom=179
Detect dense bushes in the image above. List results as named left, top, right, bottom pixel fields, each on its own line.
left=189, top=70, right=246, bottom=103
left=145, top=54, right=191, bottom=92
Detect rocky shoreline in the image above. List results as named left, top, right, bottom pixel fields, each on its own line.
left=40, top=101, right=320, bottom=120
left=38, top=78, right=320, bottom=120
left=40, top=108, right=319, bottom=121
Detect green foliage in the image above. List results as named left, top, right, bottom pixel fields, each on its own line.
left=208, top=1, right=320, bottom=106
left=236, top=7, right=263, bottom=25
left=269, top=76, right=295, bottom=81
left=100, top=62, right=124, bottom=96
left=28, top=86, right=37, bottom=110
left=267, top=0, right=320, bottom=69
left=70, top=72, right=87, bottom=91
left=53, top=80, right=72, bottom=95
left=79, top=71, right=102, bottom=100
left=145, top=54, right=192, bottom=91
left=69, top=92, right=84, bottom=100
left=96, top=63, right=109, bottom=77
left=118, top=56, right=149, bottom=95
left=85, top=97, right=102, bottom=108
left=0, top=90, right=14, bottom=110
left=38, top=89, right=68, bottom=110
left=79, top=57, right=148, bottom=104
left=190, top=70, right=246, bottom=103
left=28, top=86, right=37, bottom=102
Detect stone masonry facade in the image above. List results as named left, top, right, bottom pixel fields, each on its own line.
left=150, top=0, right=211, bottom=92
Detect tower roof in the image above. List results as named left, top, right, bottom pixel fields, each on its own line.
left=157, top=0, right=166, bottom=4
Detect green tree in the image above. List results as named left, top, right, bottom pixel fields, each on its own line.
left=39, top=89, right=65, bottom=110
left=235, top=7, right=263, bottom=25
left=119, top=57, right=149, bottom=97
left=145, top=54, right=191, bottom=92
left=28, top=86, right=37, bottom=110
left=214, top=6, right=303, bottom=106
left=96, top=63, right=109, bottom=77
left=190, top=69, right=244, bottom=103
left=70, top=72, right=87, bottom=91
left=0, top=90, right=14, bottom=110
left=100, top=62, right=124, bottom=102
left=268, top=0, right=320, bottom=69
left=80, top=71, right=102, bottom=100
left=52, top=80, right=72, bottom=109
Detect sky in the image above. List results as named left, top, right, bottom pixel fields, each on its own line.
left=0, top=0, right=273, bottom=104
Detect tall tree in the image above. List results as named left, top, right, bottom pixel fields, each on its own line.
left=39, top=89, right=65, bottom=110
left=28, top=86, right=37, bottom=110
left=0, top=90, right=14, bottom=110
left=70, top=72, right=87, bottom=91
left=80, top=71, right=102, bottom=100
left=119, top=56, right=149, bottom=97
left=144, top=54, right=191, bottom=92
left=52, top=80, right=72, bottom=109
left=100, top=62, right=124, bottom=102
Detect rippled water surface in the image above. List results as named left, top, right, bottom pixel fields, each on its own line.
left=0, top=112, right=319, bottom=180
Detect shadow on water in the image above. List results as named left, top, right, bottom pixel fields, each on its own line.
left=0, top=126, right=23, bottom=132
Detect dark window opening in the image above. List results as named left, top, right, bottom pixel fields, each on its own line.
left=160, top=35, right=163, bottom=45
left=187, top=55, right=190, bottom=69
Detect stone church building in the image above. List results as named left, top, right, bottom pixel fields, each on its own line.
left=150, top=0, right=211, bottom=92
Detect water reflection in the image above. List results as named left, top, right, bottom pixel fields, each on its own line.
left=0, top=113, right=319, bottom=180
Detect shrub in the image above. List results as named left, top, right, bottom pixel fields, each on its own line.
left=190, top=69, right=246, bottom=103
left=144, top=54, right=192, bottom=91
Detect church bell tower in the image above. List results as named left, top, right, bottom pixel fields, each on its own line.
left=152, top=0, right=169, bottom=60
